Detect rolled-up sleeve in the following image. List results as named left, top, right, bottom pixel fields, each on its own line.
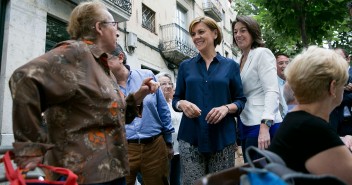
left=156, top=83, right=174, bottom=143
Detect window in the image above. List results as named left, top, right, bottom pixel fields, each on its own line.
left=176, top=4, right=187, bottom=30
left=176, top=4, right=188, bottom=42
left=142, top=4, right=156, bottom=33
left=45, top=15, right=70, bottom=52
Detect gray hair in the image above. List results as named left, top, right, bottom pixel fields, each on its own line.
left=283, top=82, right=295, bottom=105
left=156, top=72, right=172, bottom=82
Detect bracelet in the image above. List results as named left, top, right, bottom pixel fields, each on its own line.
left=224, top=105, right=230, bottom=114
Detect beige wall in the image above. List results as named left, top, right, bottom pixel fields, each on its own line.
left=0, top=0, right=74, bottom=145
left=124, top=0, right=238, bottom=71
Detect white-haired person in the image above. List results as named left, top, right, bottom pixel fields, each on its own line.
left=283, top=82, right=297, bottom=112
left=269, top=46, right=352, bottom=184
left=156, top=72, right=182, bottom=185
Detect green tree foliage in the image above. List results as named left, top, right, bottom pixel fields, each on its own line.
left=233, top=0, right=351, bottom=57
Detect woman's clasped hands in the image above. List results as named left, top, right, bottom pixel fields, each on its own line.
left=179, top=100, right=229, bottom=124
left=178, top=100, right=201, bottom=118
left=206, top=106, right=228, bottom=124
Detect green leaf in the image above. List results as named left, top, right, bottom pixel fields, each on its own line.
left=231, top=0, right=351, bottom=56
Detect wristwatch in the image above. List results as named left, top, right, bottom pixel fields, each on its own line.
left=261, top=119, right=274, bottom=128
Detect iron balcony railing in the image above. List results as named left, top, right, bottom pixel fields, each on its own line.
left=159, top=23, right=198, bottom=64
left=203, top=0, right=222, bottom=22
left=67, top=0, right=132, bottom=22
left=105, top=0, right=132, bottom=15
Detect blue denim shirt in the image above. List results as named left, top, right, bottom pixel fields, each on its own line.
left=172, top=53, right=246, bottom=153
left=121, top=69, right=174, bottom=143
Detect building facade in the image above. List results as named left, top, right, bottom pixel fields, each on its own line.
left=0, top=0, right=238, bottom=145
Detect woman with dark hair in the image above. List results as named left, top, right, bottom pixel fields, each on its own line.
left=232, top=15, right=281, bottom=161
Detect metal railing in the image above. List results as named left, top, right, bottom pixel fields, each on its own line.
left=202, top=0, right=223, bottom=22
left=106, top=0, right=132, bottom=15
left=159, top=23, right=198, bottom=60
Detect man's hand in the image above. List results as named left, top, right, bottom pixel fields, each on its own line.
left=134, top=77, right=160, bottom=104
left=143, top=78, right=160, bottom=94
left=167, top=145, right=174, bottom=160
left=344, top=83, right=352, bottom=91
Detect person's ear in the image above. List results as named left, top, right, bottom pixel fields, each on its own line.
left=329, top=80, right=337, bottom=98
left=94, top=22, right=103, bottom=36
left=118, top=53, right=124, bottom=62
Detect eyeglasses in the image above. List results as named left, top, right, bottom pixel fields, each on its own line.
left=160, top=82, right=173, bottom=86
left=102, top=21, right=118, bottom=29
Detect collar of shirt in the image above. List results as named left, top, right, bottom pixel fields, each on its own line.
left=195, top=52, right=222, bottom=64
left=278, top=77, right=285, bottom=86
left=81, top=40, right=110, bottom=73
left=119, top=70, right=133, bottom=96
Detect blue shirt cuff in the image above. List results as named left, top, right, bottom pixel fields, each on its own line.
left=163, top=133, right=173, bottom=144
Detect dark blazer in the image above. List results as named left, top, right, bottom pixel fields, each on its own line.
left=330, top=68, right=352, bottom=134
